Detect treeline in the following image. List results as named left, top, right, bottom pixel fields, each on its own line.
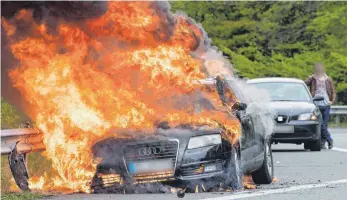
left=1, top=98, right=23, bottom=129
left=171, top=1, right=347, bottom=104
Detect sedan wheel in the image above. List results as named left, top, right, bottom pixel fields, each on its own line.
left=309, top=138, right=322, bottom=151
left=252, top=142, right=274, bottom=184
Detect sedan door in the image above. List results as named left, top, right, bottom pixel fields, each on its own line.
left=226, top=78, right=265, bottom=171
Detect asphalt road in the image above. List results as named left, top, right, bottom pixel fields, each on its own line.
left=44, top=128, right=347, bottom=200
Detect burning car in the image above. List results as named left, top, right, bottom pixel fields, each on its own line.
left=2, top=2, right=274, bottom=193
left=90, top=77, right=274, bottom=193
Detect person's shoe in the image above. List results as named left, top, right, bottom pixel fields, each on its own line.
left=328, top=140, right=334, bottom=149
left=321, top=143, right=327, bottom=149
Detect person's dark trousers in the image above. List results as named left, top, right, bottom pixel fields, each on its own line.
left=319, top=105, right=333, bottom=144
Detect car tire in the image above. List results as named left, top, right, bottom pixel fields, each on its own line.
left=225, top=145, right=243, bottom=190
left=252, top=142, right=274, bottom=184
left=304, top=142, right=310, bottom=150
left=308, top=138, right=321, bottom=151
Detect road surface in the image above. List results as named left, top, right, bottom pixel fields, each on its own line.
left=44, top=128, right=347, bottom=200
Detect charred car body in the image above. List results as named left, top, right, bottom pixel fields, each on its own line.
left=91, top=77, right=274, bottom=193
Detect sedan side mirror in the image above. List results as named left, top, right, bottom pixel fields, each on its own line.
left=232, top=102, right=247, bottom=111
left=312, top=96, right=324, bottom=101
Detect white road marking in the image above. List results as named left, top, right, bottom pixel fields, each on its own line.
left=332, top=147, right=347, bottom=153
left=201, top=179, right=347, bottom=200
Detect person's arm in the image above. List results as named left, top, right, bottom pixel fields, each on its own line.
left=329, top=77, right=336, bottom=104
left=304, top=75, right=314, bottom=85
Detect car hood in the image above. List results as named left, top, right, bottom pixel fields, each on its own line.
left=269, top=101, right=316, bottom=116
left=92, top=126, right=223, bottom=157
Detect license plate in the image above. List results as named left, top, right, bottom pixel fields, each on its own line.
left=128, top=159, right=173, bottom=174
left=274, top=125, right=294, bottom=133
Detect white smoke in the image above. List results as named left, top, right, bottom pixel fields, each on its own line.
left=231, top=79, right=276, bottom=138
left=187, top=20, right=276, bottom=138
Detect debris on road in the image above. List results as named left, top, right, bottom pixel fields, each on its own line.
left=9, top=142, right=30, bottom=191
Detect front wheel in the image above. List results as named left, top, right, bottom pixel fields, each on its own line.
left=304, top=142, right=310, bottom=150
left=306, top=138, right=321, bottom=151
left=252, top=142, right=274, bottom=184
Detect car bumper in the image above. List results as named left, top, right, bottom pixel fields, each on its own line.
left=271, top=121, right=320, bottom=143
left=165, top=159, right=228, bottom=188
left=93, top=145, right=231, bottom=190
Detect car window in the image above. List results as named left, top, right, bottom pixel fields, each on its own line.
left=251, top=82, right=311, bottom=102
left=192, top=96, right=217, bottom=114
left=171, top=90, right=218, bottom=114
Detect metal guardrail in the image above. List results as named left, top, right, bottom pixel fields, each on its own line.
left=330, top=105, right=347, bottom=127
left=1, top=128, right=45, bottom=191
left=1, top=128, right=44, bottom=155
left=1, top=106, right=345, bottom=155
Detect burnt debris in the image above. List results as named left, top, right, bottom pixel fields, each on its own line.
left=8, top=142, right=30, bottom=191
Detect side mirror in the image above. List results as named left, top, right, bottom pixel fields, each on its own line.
left=240, top=102, right=248, bottom=110
left=232, top=102, right=247, bottom=111
left=312, top=96, right=324, bottom=101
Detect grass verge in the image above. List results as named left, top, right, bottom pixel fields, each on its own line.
left=1, top=152, right=52, bottom=199
left=1, top=192, right=44, bottom=200
left=329, top=122, right=347, bottom=128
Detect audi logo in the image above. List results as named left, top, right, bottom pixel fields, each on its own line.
left=138, top=147, right=162, bottom=156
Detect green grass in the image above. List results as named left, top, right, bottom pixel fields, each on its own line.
left=329, top=122, right=347, bottom=128
left=1, top=155, right=12, bottom=193
left=1, top=192, right=44, bottom=200
left=328, top=116, right=347, bottom=128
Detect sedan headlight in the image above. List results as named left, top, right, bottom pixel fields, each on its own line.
left=298, top=113, right=317, bottom=121
left=188, top=134, right=222, bottom=149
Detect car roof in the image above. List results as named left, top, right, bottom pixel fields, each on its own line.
left=247, top=77, right=305, bottom=84
left=192, top=77, right=216, bottom=85
left=193, top=76, right=236, bottom=85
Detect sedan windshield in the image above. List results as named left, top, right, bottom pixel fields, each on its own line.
left=252, top=82, right=311, bottom=102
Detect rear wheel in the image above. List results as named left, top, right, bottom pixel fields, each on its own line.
left=252, top=142, right=273, bottom=184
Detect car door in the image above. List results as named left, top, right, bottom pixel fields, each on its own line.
left=228, top=79, right=265, bottom=171
left=238, top=107, right=256, bottom=168
left=224, top=79, right=259, bottom=170
left=246, top=102, right=267, bottom=169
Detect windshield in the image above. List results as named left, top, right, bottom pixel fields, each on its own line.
left=171, top=91, right=217, bottom=114
left=171, top=83, right=233, bottom=114
left=251, top=82, right=311, bottom=102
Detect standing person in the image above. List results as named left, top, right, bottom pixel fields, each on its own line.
left=305, top=63, right=336, bottom=149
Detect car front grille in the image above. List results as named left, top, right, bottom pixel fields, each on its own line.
left=91, top=173, right=123, bottom=193
left=122, top=140, right=178, bottom=178
left=181, top=164, right=204, bottom=176
left=181, top=160, right=224, bottom=176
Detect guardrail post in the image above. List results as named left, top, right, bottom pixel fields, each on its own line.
left=335, top=115, right=340, bottom=128
left=330, top=106, right=346, bottom=128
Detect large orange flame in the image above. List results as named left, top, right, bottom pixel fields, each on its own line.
left=3, top=2, right=240, bottom=193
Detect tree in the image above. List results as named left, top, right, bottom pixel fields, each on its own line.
left=170, top=1, right=347, bottom=103
left=1, top=98, right=23, bottom=129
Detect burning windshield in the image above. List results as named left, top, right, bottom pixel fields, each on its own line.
left=171, top=84, right=234, bottom=114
